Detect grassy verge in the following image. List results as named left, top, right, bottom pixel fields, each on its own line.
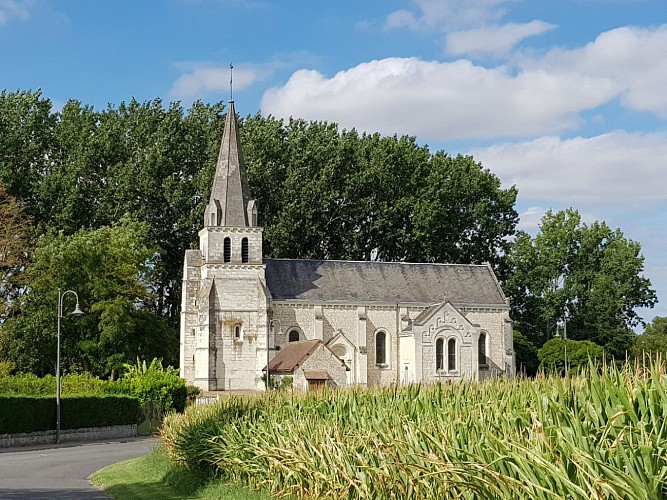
left=91, top=446, right=271, bottom=500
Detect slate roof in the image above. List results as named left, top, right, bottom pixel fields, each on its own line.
left=205, top=100, right=252, bottom=227
left=264, top=259, right=507, bottom=306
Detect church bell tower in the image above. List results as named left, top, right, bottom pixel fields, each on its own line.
left=180, top=101, right=269, bottom=391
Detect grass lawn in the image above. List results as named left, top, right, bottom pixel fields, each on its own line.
left=91, top=446, right=271, bottom=500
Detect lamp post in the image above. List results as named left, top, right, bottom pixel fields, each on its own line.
left=267, top=318, right=281, bottom=390
left=56, top=289, right=84, bottom=444
left=555, top=320, right=568, bottom=375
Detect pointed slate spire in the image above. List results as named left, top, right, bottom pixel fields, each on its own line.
left=205, top=100, right=256, bottom=227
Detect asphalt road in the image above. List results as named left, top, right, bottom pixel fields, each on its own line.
left=0, top=438, right=157, bottom=499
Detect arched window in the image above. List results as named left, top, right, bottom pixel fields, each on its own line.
left=288, top=329, right=300, bottom=342
left=376, top=331, right=387, bottom=365
left=478, top=332, right=487, bottom=367
left=448, top=338, right=456, bottom=371
left=436, top=338, right=444, bottom=371
left=223, top=237, right=231, bottom=263
left=234, top=323, right=242, bottom=340
left=241, top=237, right=249, bottom=263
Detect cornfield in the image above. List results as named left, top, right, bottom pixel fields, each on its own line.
left=161, top=362, right=667, bottom=499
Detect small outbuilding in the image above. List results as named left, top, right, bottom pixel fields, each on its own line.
left=265, top=340, right=349, bottom=391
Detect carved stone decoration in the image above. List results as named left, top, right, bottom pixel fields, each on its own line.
left=359, top=346, right=367, bottom=355
left=424, top=324, right=435, bottom=343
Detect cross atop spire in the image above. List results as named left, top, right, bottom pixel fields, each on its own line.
left=204, top=100, right=257, bottom=228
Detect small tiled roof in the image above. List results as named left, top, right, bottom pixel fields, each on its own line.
left=267, top=340, right=320, bottom=374
left=265, top=259, right=506, bottom=306
left=303, top=370, right=329, bottom=380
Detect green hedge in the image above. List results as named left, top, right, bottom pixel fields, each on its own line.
left=0, top=395, right=139, bottom=434
left=109, top=370, right=188, bottom=413
left=0, top=396, right=54, bottom=434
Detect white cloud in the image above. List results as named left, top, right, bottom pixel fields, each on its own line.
left=386, top=0, right=514, bottom=30
left=262, top=24, right=667, bottom=141
left=517, top=206, right=547, bottom=230
left=262, top=57, right=616, bottom=140
left=446, top=21, right=556, bottom=58
left=0, top=0, right=30, bottom=25
left=170, top=63, right=276, bottom=101
left=470, top=131, right=667, bottom=206
left=518, top=25, right=667, bottom=118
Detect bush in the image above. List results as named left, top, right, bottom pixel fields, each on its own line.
left=0, top=361, right=15, bottom=377
left=186, top=385, right=201, bottom=404
left=0, top=372, right=110, bottom=395
left=513, top=330, right=539, bottom=377
left=111, top=358, right=187, bottom=412
left=61, top=395, right=139, bottom=429
left=538, top=338, right=605, bottom=373
left=0, top=395, right=138, bottom=434
left=0, top=396, right=54, bottom=434
left=0, top=359, right=187, bottom=415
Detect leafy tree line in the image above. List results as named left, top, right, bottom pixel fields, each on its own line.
left=506, top=209, right=657, bottom=363
left=0, top=89, right=659, bottom=377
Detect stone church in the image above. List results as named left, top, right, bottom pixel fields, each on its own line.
left=180, top=101, right=514, bottom=391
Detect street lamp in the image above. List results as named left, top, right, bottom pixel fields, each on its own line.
left=554, top=320, right=568, bottom=375
left=56, top=289, right=84, bottom=444
left=267, top=318, right=281, bottom=390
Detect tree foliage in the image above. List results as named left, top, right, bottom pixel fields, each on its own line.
left=513, top=330, right=539, bottom=377
left=505, top=209, right=657, bottom=358
left=0, top=90, right=56, bottom=211
left=537, top=338, right=605, bottom=373
left=631, top=316, right=667, bottom=359
left=241, top=116, right=518, bottom=277
left=0, top=90, right=518, bottom=332
left=2, top=88, right=659, bottom=375
left=0, top=184, right=32, bottom=319
left=0, top=220, right=176, bottom=377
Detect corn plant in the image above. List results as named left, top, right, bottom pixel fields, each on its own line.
left=161, top=361, right=667, bottom=499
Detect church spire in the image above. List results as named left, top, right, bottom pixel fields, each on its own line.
left=205, top=100, right=257, bottom=227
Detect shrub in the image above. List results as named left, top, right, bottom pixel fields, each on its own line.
left=0, top=396, right=54, bottom=434
left=538, top=338, right=604, bottom=373
left=61, top=395, right=139, bottom=429
left=0, top=358, right=187, bottom=427
left=186, top=385, right=201, bottom=404
left=0, top=361, right=15, bottom=377
left=0, top=372, right=110, bottom=395
left=0, top=395, right=138, bottom=433
left=113, top=358, right=187, bottom=413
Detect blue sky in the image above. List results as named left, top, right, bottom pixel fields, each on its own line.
left=2, top=0, right=666, bottom=326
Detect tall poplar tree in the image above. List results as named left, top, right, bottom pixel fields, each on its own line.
left=505, top=209, right=657, bottom=358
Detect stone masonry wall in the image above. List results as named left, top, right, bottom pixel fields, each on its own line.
left=463, top=308, right=512, bottom=376
left=366, top=307, right=399, bottom=386
left=299, top=344, right=348, bottom=389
